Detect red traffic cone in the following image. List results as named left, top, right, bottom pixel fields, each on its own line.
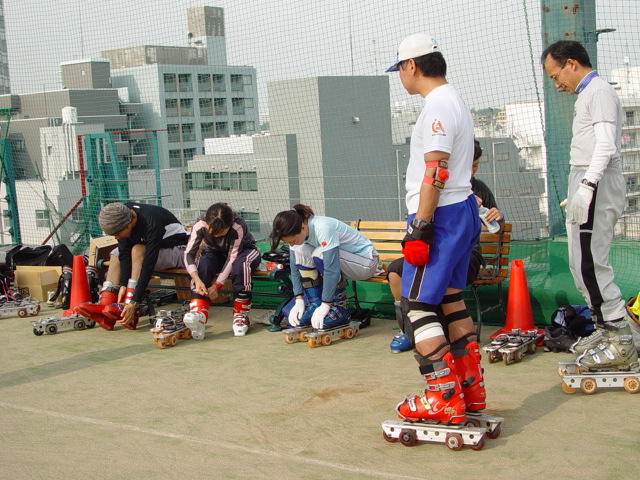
left=63, top=255, right=91, bottom=317
left=490, top=259, right=544, bottom=343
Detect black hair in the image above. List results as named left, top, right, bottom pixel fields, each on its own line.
left=269, top=204, right=314, bottom=250
left=541, top=40, right=592, bottom=68
left=205, top=203, right=234, bottom=235
left=473, top=139, right=482, bottom=162
left=410, top=51, right=447, bottom=78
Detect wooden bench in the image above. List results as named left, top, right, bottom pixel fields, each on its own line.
left=350, top=220, right=512, bottom=337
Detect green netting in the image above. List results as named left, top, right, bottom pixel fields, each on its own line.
left=0, top=1, right=639, bottom=320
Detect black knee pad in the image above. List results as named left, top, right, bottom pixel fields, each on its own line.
left=441, top=292, right=470, bottom=327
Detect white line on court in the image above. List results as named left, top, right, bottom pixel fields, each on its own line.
left=0, top=401, right=425, bottom=480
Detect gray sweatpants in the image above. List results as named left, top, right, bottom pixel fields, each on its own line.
left=566, top=165, right=627, bottom=321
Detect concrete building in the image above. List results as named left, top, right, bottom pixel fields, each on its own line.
left=268, top=75, right=397, bottom=222
left=0, top=0, right=10, bottom=95
left=188, top=134, right=298, bottom=238
left=103, top=6, right=259, bottom=170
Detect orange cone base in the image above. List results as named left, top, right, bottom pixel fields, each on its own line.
left=490, top=259, right=544, bottom=345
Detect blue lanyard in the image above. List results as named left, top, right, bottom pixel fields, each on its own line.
left=575, top=71, right=599, bottom=94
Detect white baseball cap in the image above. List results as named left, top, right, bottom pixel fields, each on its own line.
left=386, top=34, right=440, bottom=72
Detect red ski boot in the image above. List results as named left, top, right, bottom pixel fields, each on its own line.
left=232, top=293, right=251, bottom=337
left=183, top=298, right=210, bottom=340
left=396, top=352, right=466, bottom=425
left=74, top=282, right=118, bottom=330
left=103, top=279, right=140, bottom=330
left=452, top=339, right=486, bottom=412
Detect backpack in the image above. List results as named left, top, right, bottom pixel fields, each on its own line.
left=45, top=244, right=74, bottom=267
left=550, top=305, right=594, bottom=338
left=5, top=245, right=52, bottom=270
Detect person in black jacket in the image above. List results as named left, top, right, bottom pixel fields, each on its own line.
left=76, top=202, right=188, bottom=330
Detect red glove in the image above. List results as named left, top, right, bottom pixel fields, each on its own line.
left=402, top=240, right=430, bottom=266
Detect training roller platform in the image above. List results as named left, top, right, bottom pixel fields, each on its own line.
left=557, top=359, right=640, bottom=395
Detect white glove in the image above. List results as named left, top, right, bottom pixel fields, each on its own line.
left=567, top=183, right=594, bottom=225
left=288, top=298, right=305, bottom=327
left=311, top=303, right=331, bottom=329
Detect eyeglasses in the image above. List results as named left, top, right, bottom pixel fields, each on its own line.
left=549, top=61, right=567, bottom=82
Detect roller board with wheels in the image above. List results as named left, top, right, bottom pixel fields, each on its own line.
left=282, top=325, right=314, bottom=344
left=381, top=420, right=487, bottom=451
left=1, top=298, right=41, bottom=318
left=150, top=306, right=192, bottom=349
left=557, top=359, right=640, bottom=395
left=482, top=329, right=541, bottom=365
left=31, top=313, right=95, bottom=336
left=306, top=321, right=361, bottom=348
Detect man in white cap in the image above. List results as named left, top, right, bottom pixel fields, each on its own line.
left=386, top=34, right=484, bottom=425
left=76, top=202, right=188, bottom=330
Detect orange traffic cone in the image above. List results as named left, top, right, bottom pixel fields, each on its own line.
left=490, top=259, right=544, bottom=343
left=63, top=255, right=91, bottom=317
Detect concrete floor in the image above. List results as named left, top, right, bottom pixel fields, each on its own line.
left=1, top=302, right=639, bottom=480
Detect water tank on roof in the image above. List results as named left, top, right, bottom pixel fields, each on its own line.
left=62, top=106, right=78, bottom=124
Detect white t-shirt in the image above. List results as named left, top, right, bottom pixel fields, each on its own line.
left=405, top=84, right=474, bottom=213
left=571, top=75, right=622, bottom=173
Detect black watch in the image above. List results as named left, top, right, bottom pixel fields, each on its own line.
left=580, top=179, right=597, bottom=189
left=410, top=218, right=431, bottom=232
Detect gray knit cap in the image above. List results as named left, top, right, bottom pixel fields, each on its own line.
left=98, top=203, right=132, bottom=235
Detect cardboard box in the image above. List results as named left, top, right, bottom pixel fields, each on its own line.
left=15, top=265, right=62, bottom=302
left=88, top=236, right=118, bottom=268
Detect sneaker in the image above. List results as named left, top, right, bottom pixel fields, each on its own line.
left=233, top=315, right=250, bottom=337
left=390, top=333, right=412, bottom=353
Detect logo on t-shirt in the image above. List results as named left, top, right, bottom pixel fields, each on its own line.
left=431, top=120, right=446, bottom=135
left=321, top=241, right=327, bottom=247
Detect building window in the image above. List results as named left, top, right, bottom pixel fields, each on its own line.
left=239, top=211, right=259, bottom=232
left=165, top=99, right=178, bottom=117
left=198, top=74, right=212, bottom=92
left=199, top=98, right=213, bottom=117
left=188, top=172, right=213, bottom=190
left=625, top=110, right=635, bottom=127
left=178, top=73, right=192, bottom=92
left=232, top=98, right=245, bottom=115
left=36, top=210, right=50, bottom=228
left=239, top=171, right=258, bottom=191
left=214, top=97, right=227, bottom=116
left=213, top=74, right=225, bottom=92
left=244, top=98, right=254, bottom=109
left=230, top=74, right=243, bottom=92
left=518, top=185, right=533, bottom=195
left=215, top=122, right=229, bottom=137
left=233, top=121, right=247, bottom=135
left=169, top=149, right=182, bottom=168
left=183, top=148, right=196, bottom=163
left=167, top=124, right=181, bottom=143
left=242, top=75, right=253, bottom=86
left=181, top=124, right=196, bottom=142
left=497, top=189, right=511, bottom=197
left=201, top=122, right=215, bottom=139
left=2, top=209, right=10, bottom=229
left=164, top=73, right=177, bottom=92
left=180, top=98, right=194, bottom=117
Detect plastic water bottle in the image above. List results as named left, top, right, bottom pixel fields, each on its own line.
left=478, top=206, right=500, bottom=233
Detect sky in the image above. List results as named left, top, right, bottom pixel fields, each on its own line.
left=4, top=0, right=639, bottom=114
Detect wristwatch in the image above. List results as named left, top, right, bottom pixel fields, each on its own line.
left=580, top=179, right=597, bottom=189
left=128, top=300, right=140, bottom=308
left=410, top=218, right=431, bottom=231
